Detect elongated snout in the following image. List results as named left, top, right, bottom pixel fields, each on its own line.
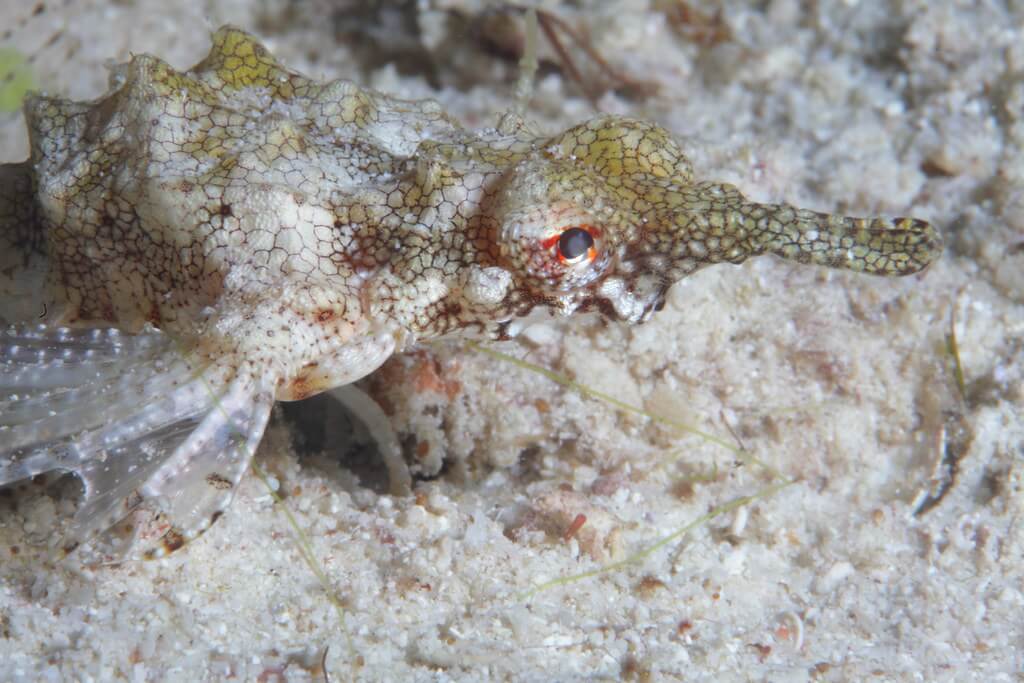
left=747, top=204, right=942, bottom=276
left=651, top=183, right=942, bottom=278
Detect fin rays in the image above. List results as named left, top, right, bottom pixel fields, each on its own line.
left=0, top=323, right=276, bottom=562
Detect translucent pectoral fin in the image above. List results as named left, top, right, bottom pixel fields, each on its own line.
left=0, top=323, right=275, bottom=562
left=327, top=383, right=411, bottom=496
left=129, top=379, right=274, bottom=560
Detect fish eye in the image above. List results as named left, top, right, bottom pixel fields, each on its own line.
left=556, top=226, right=596, bottom=265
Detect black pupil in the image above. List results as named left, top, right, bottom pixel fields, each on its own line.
left=558, top=227, right=594, bottom=261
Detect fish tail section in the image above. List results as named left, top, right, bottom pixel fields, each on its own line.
left=0, top=162, right=47, bottom=323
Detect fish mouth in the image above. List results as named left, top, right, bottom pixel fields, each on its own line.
left=520, top=272, right=671, bottom=327
left=587, top=269, right=671, bottom=323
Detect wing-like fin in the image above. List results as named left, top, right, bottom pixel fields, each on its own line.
left=0, top=323, right=275, bottom=562
left=1, top=327, right=210, bottom=453
left=132, top=376, right=274, bottom=560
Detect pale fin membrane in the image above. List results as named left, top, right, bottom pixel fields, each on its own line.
left=0, top=323, right=274, bottom=562
left=326, top=384, right=411, bottom=496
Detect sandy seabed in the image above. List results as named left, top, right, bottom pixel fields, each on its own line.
left=1, top=1, right=1022, bottom=681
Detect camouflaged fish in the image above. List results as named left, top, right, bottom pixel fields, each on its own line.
left=0, top=27, right=941, bottom=560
